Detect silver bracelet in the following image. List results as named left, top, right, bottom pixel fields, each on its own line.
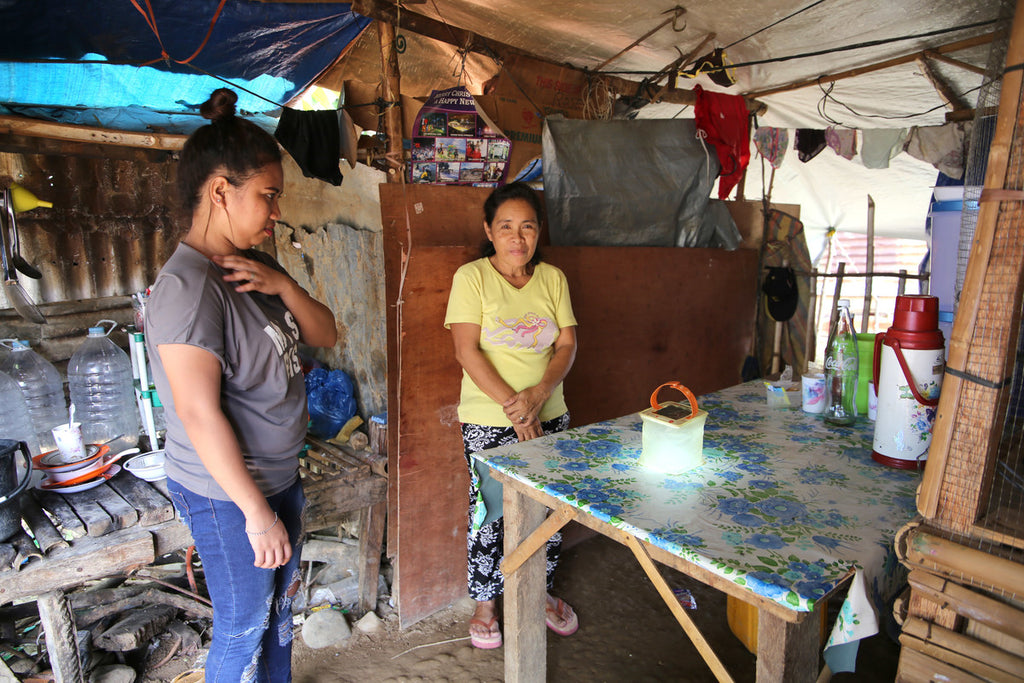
left=246, top=512, right=279, bottom=536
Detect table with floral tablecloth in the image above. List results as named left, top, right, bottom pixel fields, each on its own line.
left=473, top=380, right=920, bottom=674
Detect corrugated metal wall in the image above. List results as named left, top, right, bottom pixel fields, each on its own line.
left=0, top=137, right=389, bottom=422
left=1, top=141, right=182, bottom=309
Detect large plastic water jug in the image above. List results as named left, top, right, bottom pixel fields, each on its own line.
left=68, top=321, right=139, bottom=450
left=0, top=370, right=40, bottom=455
left=639, top=382, right=708, bottom=474
left=0, top=340, right=66, bottom=453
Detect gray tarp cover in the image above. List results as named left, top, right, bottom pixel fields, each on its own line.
left=542, top=118, right=741, bottom=248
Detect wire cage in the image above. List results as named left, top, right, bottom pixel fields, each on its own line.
left=895, top=1, right=1024, bottom=679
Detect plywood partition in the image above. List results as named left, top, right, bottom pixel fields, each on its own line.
left=381, top=184, right=759, bottom=626
left=552, top=246, right=759, bottom=424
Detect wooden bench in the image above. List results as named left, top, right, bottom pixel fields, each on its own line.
left=0, top=438, right=387, bottom=682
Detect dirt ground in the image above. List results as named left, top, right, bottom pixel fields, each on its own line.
left=290, top=533, right=900, bottom=682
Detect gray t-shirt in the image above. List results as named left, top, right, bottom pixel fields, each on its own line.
left=145, top=243, right=306, bottom=500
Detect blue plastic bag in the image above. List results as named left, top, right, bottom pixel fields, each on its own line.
left=305, top=368, right=357, bottom=438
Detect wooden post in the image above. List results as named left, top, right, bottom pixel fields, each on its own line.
left=502, top=484, right=548, bottom=683
left=36, top=590, right=83, bottom=683
left=376, top=19, right=404, bottom=183
left=756, top=608, right=821, bottom=683
left=805, top=270, right=818, bottom=369
left=862, top=196, right=875, bottom=333
left=356, top=499, right=387, bottom=615
left=828, top=262, right=846, bottom=335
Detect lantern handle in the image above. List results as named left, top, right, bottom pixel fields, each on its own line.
left=650, top=382, right=699, bottom=419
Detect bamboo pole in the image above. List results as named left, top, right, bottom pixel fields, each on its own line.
left=907, top=570, right=1024, bottom=642
left=898, top=647, right=988, bottom=682
left=901, top=530, right=1024, bottom=597
left=924, top=50, right=987, bottom=76
left=902, top=616, right=1024, bottom=679
left=862, top=196, right=875, bottom=333
left=377, top=19, right=405, bottom=182
left=827, top=262, right=846, bottom=337
left=919, top=0, right=1024, bottom=521
left=899, top=632, right=1020, bottom=683
left=0, top=115, right=186, bottom=150
left=594, top=7, right=684, bottom=72
left=745, top=31, right=998, bottom=99
left=915, top=56, right=970, bottom=110
left=796, top=270, right=928, bottom=280
left=805, top=270, right=818, bottom=369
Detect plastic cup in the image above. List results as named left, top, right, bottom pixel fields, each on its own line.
left=51, top=422, right=86, bottom=464
left=801, top=374, right=826, bottom=414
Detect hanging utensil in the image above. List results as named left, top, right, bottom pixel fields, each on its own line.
left=4, top=190, right=41, bottom=279
left=0, top=204, right=46, bottom=324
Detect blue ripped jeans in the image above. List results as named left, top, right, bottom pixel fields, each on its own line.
left=168, top=477, right=305, bottom=683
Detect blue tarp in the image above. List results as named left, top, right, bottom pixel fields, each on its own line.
left=0, top=1, right=371, bottom=133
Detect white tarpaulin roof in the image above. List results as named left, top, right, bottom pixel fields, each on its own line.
left=363, top=0, right=1004, bottom=244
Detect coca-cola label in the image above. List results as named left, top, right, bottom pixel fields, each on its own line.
left=825, top=356, right=857, bottom=372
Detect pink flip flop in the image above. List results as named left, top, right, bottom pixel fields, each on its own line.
left=469, top=617, right=503, bottom=649
left=546, top=598, right=579, bottom=636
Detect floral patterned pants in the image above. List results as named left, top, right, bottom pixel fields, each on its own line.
left=461, top=414, right=569, bottom=602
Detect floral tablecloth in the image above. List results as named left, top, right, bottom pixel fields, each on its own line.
left=473, top=381, right=919, bottom=672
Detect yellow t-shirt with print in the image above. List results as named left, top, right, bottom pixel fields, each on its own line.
left=444, top=258, right=577, bottom=426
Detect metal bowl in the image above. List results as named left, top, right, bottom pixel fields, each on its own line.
left=34, top=444, right=107, bottom=473
left=123, top=450, right=166, bottom=481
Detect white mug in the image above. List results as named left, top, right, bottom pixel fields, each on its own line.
left=801, top=374, right=826, bottom=414
left=51, top=422, right=86, bottom=463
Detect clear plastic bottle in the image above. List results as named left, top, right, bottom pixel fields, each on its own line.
left=68, top=321, right=139, bottom=450
left=0, top=369, right=40, bottom=455
left=0, top=340, right=67, bottom=453
left=824, top=299, right=859, bottom=425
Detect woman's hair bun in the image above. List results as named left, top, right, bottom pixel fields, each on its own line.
left=200, top=88, right=239, bottom=123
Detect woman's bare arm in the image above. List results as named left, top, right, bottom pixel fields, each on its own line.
left=157, top=343, right=291, bottom=568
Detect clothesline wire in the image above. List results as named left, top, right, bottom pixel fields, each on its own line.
left=816, top=77, right=993, bottom=124
left=724, top=0, right=829, bottom=50
left=598, top=18, right=998, bottom=76
left=182, top=61, right=286, bottom=111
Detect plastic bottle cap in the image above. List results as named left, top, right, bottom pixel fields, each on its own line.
left=87, top=327, right=105, bottom=336
left=838, top=299, right=850, bottom=307
left=12, top=340, right=29, bottom=349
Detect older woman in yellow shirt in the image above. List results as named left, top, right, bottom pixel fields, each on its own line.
left=445, top=182, right=579, bottom=649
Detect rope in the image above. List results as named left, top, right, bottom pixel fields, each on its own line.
left=130, top=0, right=228, bottom=66
left=695, top=128, right=711, bottom=187
left=944, top=365, right=1011, bottom=389
left=582, top=75, right=613, bottom=120
left=127, top=0, right=285, bottom=112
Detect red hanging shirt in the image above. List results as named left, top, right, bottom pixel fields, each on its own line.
left=694, top=85, right=751, bottom=199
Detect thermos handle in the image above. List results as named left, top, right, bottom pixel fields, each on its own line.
left=890, top=339, right=940, bottom=407
left=650, top=382, right=699, bottom=419
left=873, top=333, right=884, bottom=388
left=0, top=441, right=33, bottom=506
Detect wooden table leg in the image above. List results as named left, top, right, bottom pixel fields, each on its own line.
left=36, top=590, right=83, bottom=683
left=357, top=499, right=387, bottom=615
left=756, top=607, right=820, bottom=683
left=502, top=483, right=548, bottom=683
